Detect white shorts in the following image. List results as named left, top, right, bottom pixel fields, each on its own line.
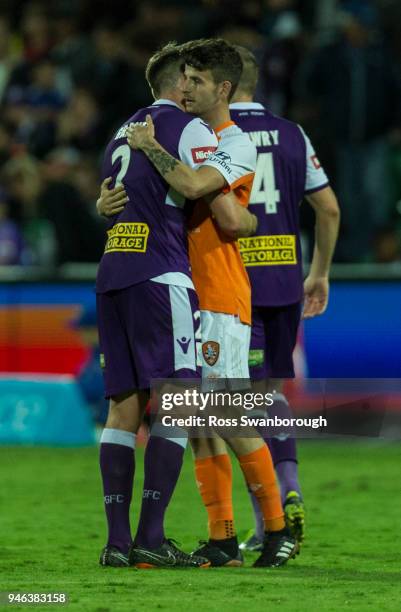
left=200, top=310, right=251, bottom=383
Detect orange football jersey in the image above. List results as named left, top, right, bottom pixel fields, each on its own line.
left=188, top=121, right=256, bottom=325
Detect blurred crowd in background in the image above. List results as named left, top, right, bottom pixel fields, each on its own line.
left=0, top=0, right=401, bottom=266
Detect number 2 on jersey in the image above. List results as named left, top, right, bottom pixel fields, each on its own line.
left=112, top=144, right=131, bottom=186
left=250, top=152, right=280, bottom=214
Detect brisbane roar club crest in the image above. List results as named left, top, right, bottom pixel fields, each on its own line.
left=202, top=341, right=220, bottom=366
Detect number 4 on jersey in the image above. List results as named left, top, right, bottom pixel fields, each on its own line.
left=250, top=152, right=280, bottom=214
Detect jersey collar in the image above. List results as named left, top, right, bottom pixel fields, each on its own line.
left=229, top=102, right=265, bottom=110
left=214, top=120, right=235, bottom=134
left=152, top=98, right=182, bottom=109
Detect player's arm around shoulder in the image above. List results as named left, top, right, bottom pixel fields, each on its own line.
left=126, top=114, right=225, bottom=200
left=303, top=186, right=340, bottom=319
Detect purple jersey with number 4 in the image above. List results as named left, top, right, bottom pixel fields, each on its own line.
left=96, top=100, right=217, bottom=294
left=230, top=102, right=329, bottom=307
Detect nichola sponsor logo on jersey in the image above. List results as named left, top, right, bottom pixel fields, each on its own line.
left=191, top=146, right=217, bottom=164
left=104, top=222, right=149, bottom=253
left=239, top=234, right=296, bottom=266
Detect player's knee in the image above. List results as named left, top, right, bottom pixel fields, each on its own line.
left=106, top=390, right=142, bottom=432
left=191, top=437, right=226, bottom=459
left=105, top=411, right=136, bottom=432
left=228, top=436, right=264, bottom=457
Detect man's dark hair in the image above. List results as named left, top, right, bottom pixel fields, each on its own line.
left=181, top=38, right=243, bottom=100
left=233, top=45, right=259, bottom=97
left=145, top=42, right=183, bottom=98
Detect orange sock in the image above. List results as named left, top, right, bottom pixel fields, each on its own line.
left=194, top=453, right=235, bottom=540
left=238, top=445, right=285, bottom=532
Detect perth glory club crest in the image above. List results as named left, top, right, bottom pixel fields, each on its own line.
left=202, top=341, right=220, bottom=366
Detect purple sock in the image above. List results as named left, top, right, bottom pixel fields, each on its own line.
left=266, top=393, right=301, bottom=502
left=134, top=435, right=185, bottom=550
left=248, top=487, right=265, bottom=542
left=275, top=460, right=301, bottom=502
left=99, top=428, right=136, bottom=554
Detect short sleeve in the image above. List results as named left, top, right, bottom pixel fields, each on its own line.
left=178, top=118, right=218, bottom=168
left=202, top=131, right=257, bottom=187
left=299, top=126, right=329, bottom=194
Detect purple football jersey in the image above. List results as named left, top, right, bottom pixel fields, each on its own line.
left=96, top=101, right=216, bottom=293
left=230, top=102, right=329, bottom=306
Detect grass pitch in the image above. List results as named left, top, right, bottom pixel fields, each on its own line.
left=1, top=441, right=400, bottom=611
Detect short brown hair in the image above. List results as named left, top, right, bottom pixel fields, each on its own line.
left=234, top=45, right=259, bottom=97
left=181, top=38, right=243, bottom=101
left=145, top=42, right=183, bottom=98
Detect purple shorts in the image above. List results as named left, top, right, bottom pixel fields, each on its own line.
left=97, top=280, right=200, bottom=397
left=249, top=302, right=301, bottom=380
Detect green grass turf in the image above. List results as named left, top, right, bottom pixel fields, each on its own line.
left=1, top=441, right=400, bottom=611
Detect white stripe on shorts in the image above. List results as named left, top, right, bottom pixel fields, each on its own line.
left=169, top=285, right=197, bottom=372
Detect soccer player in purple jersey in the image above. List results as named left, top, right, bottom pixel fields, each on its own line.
left=229, top=47, right=340, bottom=550
left=96, top=43, right=254, bottom=569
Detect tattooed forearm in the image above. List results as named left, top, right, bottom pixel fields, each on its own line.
left=142, top=144, right=179, bottom=177
left=138, top=138, right=200, bottom=199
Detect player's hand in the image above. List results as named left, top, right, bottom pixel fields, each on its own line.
left=302, top=275, right=329, bottom=319
left=127, top=114, right=155, bottom=150
left=96, top=177, right=129, bottom=217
